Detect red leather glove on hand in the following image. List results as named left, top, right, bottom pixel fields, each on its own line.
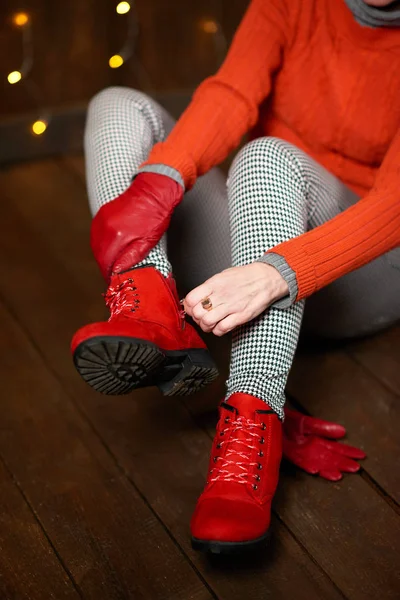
left=282, top=408, right=366, bottom=482
left=90, top=172, right=184, bottom=281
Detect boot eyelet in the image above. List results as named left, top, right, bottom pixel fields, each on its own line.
left=260, top=436, right=265, bottom=444
left=224, top=417, right=230, bottom=424
left=258, top=450, right=264, bottom=457
left=213, top=456, right=218, bottom=463
left=257, top=463, right=263, bottom=470
left=261, top=422, right=266, bottom=430
left=252, top=484, right=258, bottom=491
left=220, top=431, right=224, bottom=436
left=216, top=443, right=221, bottom=449
left=255, top=474, right=261, bottom=482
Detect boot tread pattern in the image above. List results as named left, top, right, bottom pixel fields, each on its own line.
left=74, top=336, right=219, bottom=396
left=74, top=338, right=164, bottom=395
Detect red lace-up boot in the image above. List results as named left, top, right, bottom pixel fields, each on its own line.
left=191, top=392, right=282, bottom=554
left=71, top=265, right=218, bottom=396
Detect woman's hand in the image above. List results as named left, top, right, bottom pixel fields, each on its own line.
left=183, top=263, right=289, bottom=336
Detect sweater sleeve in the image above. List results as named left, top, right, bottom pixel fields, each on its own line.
left=141, top=0, right=290, bottom=189
left=264, top=126, right=400, bottom=302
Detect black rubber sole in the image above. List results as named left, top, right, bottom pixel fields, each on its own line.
left=73, top=336, right=219, bottom=396
left=191, top=531, right=270, bottom=555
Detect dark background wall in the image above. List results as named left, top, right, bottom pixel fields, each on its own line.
left=0, top=0, right=248, bottom=120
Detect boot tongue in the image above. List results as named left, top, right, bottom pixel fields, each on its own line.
left=223, top=392, right=271, bottom=420
left=214, top=394, right=269, bottom=486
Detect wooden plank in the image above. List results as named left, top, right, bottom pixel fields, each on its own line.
left=11, top=156, right=400, bottom=598
left=274, top=471, right=400, bottom=600
left=0, top=256, right=213, bottom=598
left=286, top=345, right=400, bottom=503
left=0, top=163, right=348, bottom=598
left=0, top=459, right=79, bottom=599
left=345, top=326, right=400, bottom=397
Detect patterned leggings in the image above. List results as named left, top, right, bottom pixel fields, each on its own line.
left=85, top=87, right=400, bottom=418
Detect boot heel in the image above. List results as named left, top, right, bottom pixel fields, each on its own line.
left=158, top=349, right=219, bottom=396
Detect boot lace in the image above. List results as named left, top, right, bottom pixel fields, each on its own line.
left=209, top=416, right=266, bottom=489
left=103, top=277, right=140, bottom=320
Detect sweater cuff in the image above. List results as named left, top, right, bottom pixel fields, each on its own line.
left=135, top=164, right=185, bottom=190
left=256, top=253, right=298, bottom=309
left=141, top=142, right=198, bottom=189
left=265, top=243, right=317, bottom=301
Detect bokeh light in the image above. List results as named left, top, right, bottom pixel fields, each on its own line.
left=116, top=2, right=131, bottom=15
left=13, top=12, right=29, bottom=27
left=201, top=19, right=218, bottom=34
left=109, top=54, right=124, bottom=68
left=31, top=120, right=48, bottom=135
left=7, top=71, right=22, bottom=84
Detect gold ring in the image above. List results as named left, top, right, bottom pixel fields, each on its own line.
left=201, top=297, right=213, bottom=311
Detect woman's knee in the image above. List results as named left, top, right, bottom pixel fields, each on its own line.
left=88, top=86, right=151, bottom=113
left=86, top=86, right=164, bottom=141
left=228, top=136, right=306, bottom=190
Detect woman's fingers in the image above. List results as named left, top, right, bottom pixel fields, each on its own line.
left=212, top=311, right=250, bottom=336
left=184, top=281, right=214, bottom=316
left=183, top=264, right=277, bottom=333
left=197, top=304, right=232, bottom=332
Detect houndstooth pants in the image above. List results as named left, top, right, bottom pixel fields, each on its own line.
left=85, top=87, right=400, bottom=418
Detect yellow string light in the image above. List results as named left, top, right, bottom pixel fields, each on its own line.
left=31, top=120, right=48, bottom=135
left=7, top=70, right=22, bottom=84
left=201, top=19, right=218, bottom=34
left=13, top=12, right=29, bottom=27
left=116, top=2, right=130, bottom=14
left=109, top=54, right=124, bottom=68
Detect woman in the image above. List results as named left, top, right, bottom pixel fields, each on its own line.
left=71, top=0, right=400, bottom=553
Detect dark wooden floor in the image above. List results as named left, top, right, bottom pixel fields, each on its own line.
left=0, top=156, right=399, bottom=599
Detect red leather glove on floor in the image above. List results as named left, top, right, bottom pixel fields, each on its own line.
left=282, top=408, right=366, bottom=482
left=91, top=172, right=184, bottom=281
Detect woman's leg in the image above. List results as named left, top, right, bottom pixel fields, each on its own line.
left=77, top=86, right=231, bottom=396
left=224, top=136, right=400, bottom=419
left=85, top=86, right=173, bottom=276
left=84, top=86, right=231, bottom=288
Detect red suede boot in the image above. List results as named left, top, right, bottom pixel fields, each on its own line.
left=191, top=392, right=282, bottom=554
left=71, top=265, right=218, bottom=396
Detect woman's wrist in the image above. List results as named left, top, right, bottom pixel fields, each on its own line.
left=254, top=262, right=290, bottom=300
left=256, top=253, right=298, bottom=308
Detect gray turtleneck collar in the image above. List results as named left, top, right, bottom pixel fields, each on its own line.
left=345, top=0, right=400, bottom=27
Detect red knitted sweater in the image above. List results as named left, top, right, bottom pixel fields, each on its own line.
left=143, top=0, right=400, bottom=301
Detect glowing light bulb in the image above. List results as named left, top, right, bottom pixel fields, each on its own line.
left=13, top=12, right=29, bottom=27
left=7, top=71, right=22, bottom=84
left=116, top=2, right=130, bottom=14
left=31, top=120, right=48, bottom=135
left=201, top=19, right=218, bottom=34
left=109, top=54, right=124, bottom=68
